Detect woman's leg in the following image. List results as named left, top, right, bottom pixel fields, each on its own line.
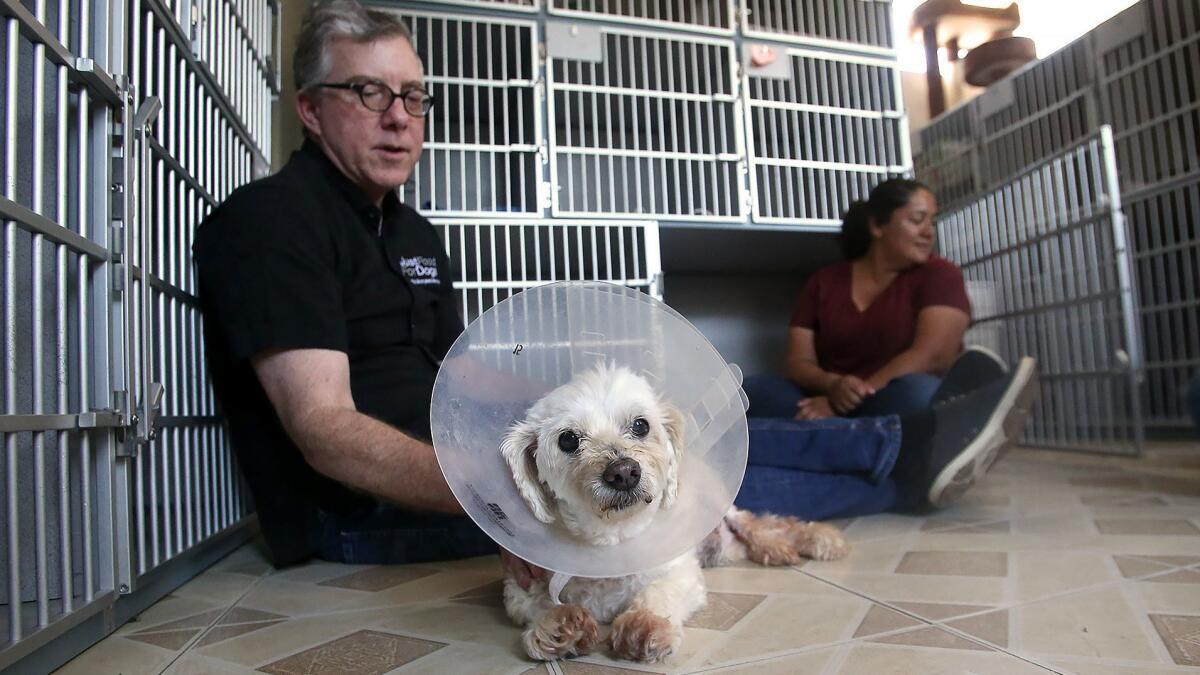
left=735, top=466, right=899, bottom=521
left=742, top=374, right=808, bottom=418
left=854, top=373, right=941, bottom=418
left=742, top=413, right=905, bottom=519
left=747, top=416, right=902, bottom=484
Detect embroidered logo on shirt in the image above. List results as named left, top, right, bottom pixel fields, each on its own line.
left=397, top=255, right=441, bottom=285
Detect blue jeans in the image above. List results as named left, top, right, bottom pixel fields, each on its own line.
left=1189, top=372, right=1200, bottom=437
left=736, top=415, right=906, bottom=521
left=317, top=505, right=497, bottom=565
left=744, top=373, right=941, bottom=418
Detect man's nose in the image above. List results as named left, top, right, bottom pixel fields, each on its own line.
left=381, top=97, right=410, bottom=129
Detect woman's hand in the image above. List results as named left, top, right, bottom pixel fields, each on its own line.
left=500, top=548, right=546, bottom=590
left=796, top=396, right=835, bottom=420
left=828, top=376, right=875, bottom=415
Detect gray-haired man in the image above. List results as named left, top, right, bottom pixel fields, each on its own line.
left=194, top=0, right=539, bottom=585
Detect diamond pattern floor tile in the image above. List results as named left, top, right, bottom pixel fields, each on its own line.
left=256, top=629, right=445, bottom=675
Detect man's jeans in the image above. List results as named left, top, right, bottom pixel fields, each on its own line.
left=316, top=414, right=905, bottom=565
left=735, top=415, right=905, bottom=521
left=318, top=506, right=497, bottom=565
left=744, top=373, right=940, bottom=418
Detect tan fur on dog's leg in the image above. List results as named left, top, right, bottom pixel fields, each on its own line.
left=792, top=521, right=850, bottom=561
left=723, top=507, right=850, bottom=565
left=723, top=509, right=803, bottom=566
left=610, top=607, right=681, bottom=663
left=521, top=604, right=601, bottom=661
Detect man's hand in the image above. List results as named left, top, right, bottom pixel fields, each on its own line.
left=796, top=396, right=835, bottom=420
left=501, top=548, right=546, bottom=590
left=828, top=375, right=875, bottom=415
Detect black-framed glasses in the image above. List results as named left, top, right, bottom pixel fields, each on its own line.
left=315, top=80, right=436, bottom=117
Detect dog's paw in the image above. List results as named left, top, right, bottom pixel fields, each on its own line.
left=610, top=607, right=681, bottom=663
left=522, top=604, right=601, bottom=661
left=795, top=521, right=850, bottom=561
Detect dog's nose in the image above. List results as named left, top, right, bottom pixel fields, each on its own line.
left=602, top=458, right=642, bottom=492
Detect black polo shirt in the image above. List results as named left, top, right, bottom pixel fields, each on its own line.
left=193, top=139, right=463, bottom=567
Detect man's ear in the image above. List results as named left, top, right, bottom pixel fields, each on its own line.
left=660, top=403, right=687, bottom=510
left=295, top=90, right=323, bottom=138
left=500, top=421, right=555, bottom=523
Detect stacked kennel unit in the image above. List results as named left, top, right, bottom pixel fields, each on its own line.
left=745, top=45, right=908, bottom=226
left=915, top=0, right=1199, bottom=447
left=0, top=0, right=277, bottom=670
left=384, top=0, right=908, bottom=327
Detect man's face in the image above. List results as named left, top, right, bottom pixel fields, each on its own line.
left=296, top=35, right=426, bottom=203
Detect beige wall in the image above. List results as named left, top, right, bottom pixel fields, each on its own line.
left=272, top=0, right=307, bottom=171
left=901, top=65, right=983, bottom=133
left=901, top=70, right=931, bottom=135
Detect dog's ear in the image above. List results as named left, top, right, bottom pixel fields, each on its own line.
left=661, top=403, right=687, bottom=510
left=500, top=421, right=556, bottom=524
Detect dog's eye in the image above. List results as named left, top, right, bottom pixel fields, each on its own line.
left=630, top=417, right=650, bottom=438
left=558, top=430, right=580, bottom=453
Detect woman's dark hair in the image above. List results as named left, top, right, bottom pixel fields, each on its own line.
left=839, top=178, right=931, bottom=260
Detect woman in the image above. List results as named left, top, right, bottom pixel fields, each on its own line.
left=747, top=179, right=971, bottom=420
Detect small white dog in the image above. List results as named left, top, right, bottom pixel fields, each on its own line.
left=500, top=364, right=849, bottom=663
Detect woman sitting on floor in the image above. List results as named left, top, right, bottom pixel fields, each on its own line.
left=746, top=178, right=974, bottom=420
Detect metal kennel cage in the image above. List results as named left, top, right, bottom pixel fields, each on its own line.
left=393, top=9, right=543, bottom=216
left=436, top=218, right=662, bottom=324
left=745, top=44, right=909, bottom=227
left=545, top=22, right=746, bottom=221
left=742, top=0, right=894, bottom=55
left=550, top=0, right=735, bottom=35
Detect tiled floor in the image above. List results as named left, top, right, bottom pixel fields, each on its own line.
left=57, top=445, right=1200, bottom=674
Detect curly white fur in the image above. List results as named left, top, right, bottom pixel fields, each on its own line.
left=500, top=364, right=849, bottom=663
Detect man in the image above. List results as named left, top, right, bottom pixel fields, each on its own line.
left=195, top=0, right=1036, bottom=573
left=194, top=0, right=539, bottom=577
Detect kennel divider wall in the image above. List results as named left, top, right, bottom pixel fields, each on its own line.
left=938, top=128, right=1144, bottom=454
left=915, top=0, right=1200, bottom=438
left=0, top=0, right=276, bottom=670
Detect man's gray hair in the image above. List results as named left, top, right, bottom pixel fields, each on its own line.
left=293, top=0, right=415, bottom=92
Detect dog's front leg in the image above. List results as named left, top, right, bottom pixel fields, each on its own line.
left=504, top=579, right=600, bottom=661
left=522, top=604, right=601, bottom=661
left=610, top=558, right=704, bottom=663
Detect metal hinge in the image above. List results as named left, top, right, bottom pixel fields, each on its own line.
left=115, top=381, right=165, bottom=458
left=111, top=224, right=125, bottom=262
left=110, top=156, right=125, bottom=222
left=113, top=390, right=134, bottom=454
left=136, top=382, right=165, bottom=445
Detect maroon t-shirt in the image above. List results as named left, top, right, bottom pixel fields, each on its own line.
left=789, top=256, right=971, bottom=379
